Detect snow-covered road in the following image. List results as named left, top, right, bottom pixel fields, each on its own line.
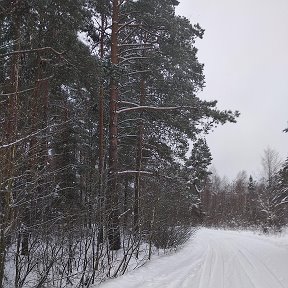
left=97, top=229, right=288, bottom=288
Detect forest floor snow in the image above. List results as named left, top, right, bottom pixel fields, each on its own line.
left=96, top=228, right=288, bottom=288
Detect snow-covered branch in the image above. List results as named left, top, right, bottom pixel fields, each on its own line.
left=0, top=47, right=65, bottom=58
left=119, top=56, right=150, bottom=64
left=117, top=170, right=154, bottom=176
left=117, top=105, right=195, bottom=114
left=118, top=19, right=138, bottom=32
left=118, top=43, right=154, bottom=48
left=118, top=101, right=140, bottom=107
left=128, top=70, right=150, bottom=76
left=0, top=87, right=35, bottom=97
left=0, top=122, right=69, bottom=149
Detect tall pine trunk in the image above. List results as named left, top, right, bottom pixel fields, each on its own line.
left=107, top=0, right=121, bottom=251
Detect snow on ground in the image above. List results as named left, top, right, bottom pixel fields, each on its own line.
left=95, top=228, right=288, bottom=288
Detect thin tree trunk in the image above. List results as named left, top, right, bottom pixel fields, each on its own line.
left=94, top=14, right=106, bottom=276
left=123, top=177, right=129, bottom=228
left=21, top=53, right=48, bottom=257
left=97, top=13, right=106, bottom=245
left=107, top=0, right=121, bottom=251
left=133, top=77, right=146, bottom=235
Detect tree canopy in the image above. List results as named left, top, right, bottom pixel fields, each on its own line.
left=0, top=1, right=239, bottom=286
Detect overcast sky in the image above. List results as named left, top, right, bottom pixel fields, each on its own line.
left=176, top=0, right=288, bottom=180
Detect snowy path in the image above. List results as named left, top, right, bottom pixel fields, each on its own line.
left=97, top=229, right=288, bottom=288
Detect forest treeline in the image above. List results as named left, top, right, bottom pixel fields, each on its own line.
left=0, top=0, right=286, bottom=287
left=203, top=148, right=288, bottom=231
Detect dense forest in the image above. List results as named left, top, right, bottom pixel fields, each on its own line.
left=0, top=0, right=287, bottom=287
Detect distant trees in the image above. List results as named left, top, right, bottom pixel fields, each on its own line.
left=202, top=148, right=288, bottom=231
left=202, top=171, right=250, bottom=227
left=257, top=148, right=284, bottom=229
left=261, top=147, right=282, bottom=187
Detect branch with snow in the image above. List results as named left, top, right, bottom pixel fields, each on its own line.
left=117, top=105, right=196, bottom=114
left=117, top=170, right=154, bottom=176
left=119, top=56, right=150, bottom=64
left=0, top=122, right=69, bottom=149
left=0, top=47, right=65, bottom=58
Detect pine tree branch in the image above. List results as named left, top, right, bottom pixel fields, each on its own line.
left=0, top=122, right=69, bottom=149
left=118, top=101, right=140, bottom=107
left=118, top=43, right=154, bottom=48
left=119, top=56, right=150, bottom=64
left=0, top=87, right=35, bottom=97
left=1, top=76, right=53, bottom=97
left=0, top=47, right=65, bottom=58
left=118, top=19, right=138, bottom=33
left=117, top=105, right=195, bottom=114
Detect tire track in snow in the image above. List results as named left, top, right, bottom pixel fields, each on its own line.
left=211, top=230, right=288, bottom=288
left=222, top=241, right=257, bottom=288
left=233, top=241, right=286, bottom=288
left=198, top=242, right=214, bottom=288
left=194, top=233, right=229, bottom=288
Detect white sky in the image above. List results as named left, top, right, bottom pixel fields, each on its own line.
left=176, top=0, right=288, bottom=180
